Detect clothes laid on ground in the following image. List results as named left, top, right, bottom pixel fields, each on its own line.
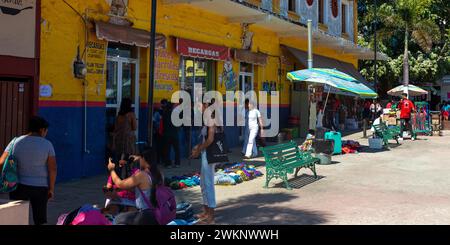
left=341, top=140, right=361, bottom=154
left=165, top=163, right=263, bottom=190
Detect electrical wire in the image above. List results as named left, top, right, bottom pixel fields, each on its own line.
left=62, top=0, right=88, bottom=59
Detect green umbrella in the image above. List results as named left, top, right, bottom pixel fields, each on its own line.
left=287, top=68, right=378, bottom=99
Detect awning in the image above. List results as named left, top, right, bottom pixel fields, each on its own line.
left=284, top=46, right=374, bottom=90
left=176, top=38, right=230, bottom=61
left=95, top=21, right=166, bottom=48
left=233, top=49, right=268, bottom=65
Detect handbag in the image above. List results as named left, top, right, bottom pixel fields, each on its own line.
left=206, top=127, right=229, bottom=164
left=1, top=138, right=18, bottom=193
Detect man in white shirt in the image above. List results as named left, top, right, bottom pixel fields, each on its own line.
left=245, top=100, right=264, bottom=159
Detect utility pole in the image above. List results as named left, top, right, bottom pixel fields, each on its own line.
left=147, top=0, right=157, bottom=147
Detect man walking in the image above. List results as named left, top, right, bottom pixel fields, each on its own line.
left=398, top=93, right=416, bottom=141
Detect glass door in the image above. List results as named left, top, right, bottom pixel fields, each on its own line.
left=106, top=57, right=140, bottom=147
left=239, top=62, right=254, bottom=141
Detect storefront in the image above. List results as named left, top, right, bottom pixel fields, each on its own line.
left=16, top=0, right=380, bottom=182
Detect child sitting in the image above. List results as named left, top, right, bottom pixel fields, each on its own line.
left=300, top=129, right=315, bottom=151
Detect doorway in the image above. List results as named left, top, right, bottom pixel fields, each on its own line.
left=105, top=45, right=140, bottom=151
left=0, top=79, right=31, bottom=150
left=239, top=62, right=254, bottom=141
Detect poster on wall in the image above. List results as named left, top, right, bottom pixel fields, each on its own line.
left=0, top=0, right=36, bottom=58
left=154, top=48, right=180, bottom=101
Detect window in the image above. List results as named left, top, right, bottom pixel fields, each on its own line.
left=179, top=57, right=215, bottom=102
left=318, top=0, right=324, bottom=24
left=342, top=4, right=347, bottom=33
left=288, top=0, right=296, bottom=12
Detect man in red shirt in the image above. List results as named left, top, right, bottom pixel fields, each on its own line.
left=398, top=93, right=416, bottom=140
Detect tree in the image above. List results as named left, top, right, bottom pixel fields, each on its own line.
left=377, top=0, right=440, bottom=88
left=358, top=0, right=448, bottom=97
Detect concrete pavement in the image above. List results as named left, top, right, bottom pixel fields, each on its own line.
left=42, top=130, right=450, bottom=225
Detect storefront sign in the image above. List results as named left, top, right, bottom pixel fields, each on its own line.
left=176, top=38, right=230, bottom=61
left=154, top=48, right=180, bottom=97
left=0, top=0, right=36, bottom=58
left=86, top=41, right=107, bottom=75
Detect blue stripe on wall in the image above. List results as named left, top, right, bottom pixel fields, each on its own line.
left=39, top=106, right=107, bottom=182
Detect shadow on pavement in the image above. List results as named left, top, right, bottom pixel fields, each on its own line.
left=215, top=192, right=329, bottom=225
left=272, top=174, right=325, bottom=190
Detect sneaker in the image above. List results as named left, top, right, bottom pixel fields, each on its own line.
left=175, top=164, right=181, bottom=168
left=399, top=137, right=404, bottom=141
left=411, top=137, right=416, bottom=141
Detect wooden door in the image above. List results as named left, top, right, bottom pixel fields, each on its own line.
left=0, top=79, right=31, bottom=151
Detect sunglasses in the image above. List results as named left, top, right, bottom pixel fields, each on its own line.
left=0, top=6, right=33, bottom=16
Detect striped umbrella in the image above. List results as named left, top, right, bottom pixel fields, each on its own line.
left=287, top=68, right=378, bottom=98
left=387, top=84, right=428, bottom=97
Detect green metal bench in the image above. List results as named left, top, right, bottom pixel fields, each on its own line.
left=373, top=123, right=400, bottom=147
left=260, top=141, right=319, bottom=190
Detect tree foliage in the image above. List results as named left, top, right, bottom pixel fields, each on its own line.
left=358, top=0, right=449, bottom=95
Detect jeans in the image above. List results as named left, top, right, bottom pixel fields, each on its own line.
left=115, top=209, right=158, bottom=225
left=200, top=151, right=216, bottom=208
left=245, top=127, right=259, bottom=158
left=10, top=184, right=48, bottom=225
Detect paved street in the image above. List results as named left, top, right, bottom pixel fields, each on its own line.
left=39, top=130, right=450, bottom=225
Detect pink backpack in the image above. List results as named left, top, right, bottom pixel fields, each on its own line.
left=139, top=174, right=176, bottom=225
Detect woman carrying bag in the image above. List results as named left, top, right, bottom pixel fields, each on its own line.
left=190, top=101, right=228, bottom=225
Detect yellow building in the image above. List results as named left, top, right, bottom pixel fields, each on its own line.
left=0, top=0, right=382, bottom=181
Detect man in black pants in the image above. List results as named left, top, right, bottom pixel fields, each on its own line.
left=162, top=102, right=181, bottom=168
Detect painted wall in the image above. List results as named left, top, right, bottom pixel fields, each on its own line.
left=38, top=0, right=361, bottom=181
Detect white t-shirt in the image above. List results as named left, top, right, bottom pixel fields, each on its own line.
left=248, top=109, right=261, bottom=130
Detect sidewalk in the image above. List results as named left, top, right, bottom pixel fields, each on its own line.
left=39, top=130, right=450, bottom=224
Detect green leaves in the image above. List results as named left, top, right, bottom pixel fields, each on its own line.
left=357, top=0, right=448, bottom=92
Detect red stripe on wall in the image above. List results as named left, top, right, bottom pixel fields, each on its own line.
left=39, top=100, right=106, bottom=107
left=140, top=102, right=290, bottom=108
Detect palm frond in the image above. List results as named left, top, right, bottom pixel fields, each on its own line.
left=411, top=19, right=441, bottom=52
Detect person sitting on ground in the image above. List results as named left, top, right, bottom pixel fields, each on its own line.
left=107, top=149, right=164, bottom=225
left=102, top=159, right=139, bottom=216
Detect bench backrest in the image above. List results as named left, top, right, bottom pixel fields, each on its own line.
left=260, top=141, right=302, bottom=168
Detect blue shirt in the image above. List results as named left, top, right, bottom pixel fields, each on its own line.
left=5, top=135, right=55, bottom=187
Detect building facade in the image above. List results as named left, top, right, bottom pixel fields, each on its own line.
left=0, top=0, right=379, bottom=182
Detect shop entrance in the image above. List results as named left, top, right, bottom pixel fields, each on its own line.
left=239, top=62, right=254, bottom=140
left=105, top=44, right=140, bottom=150
left=0, top=79, right=31, bottom=150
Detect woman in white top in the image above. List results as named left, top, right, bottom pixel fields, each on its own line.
left=244, top=101, right=263, bottom=159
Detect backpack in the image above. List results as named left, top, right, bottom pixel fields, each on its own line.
left=139, top=174, right=176, bottom=225
left=57, top=205, right=111, bottom=226
left=1, top=138, right=18, bottom=193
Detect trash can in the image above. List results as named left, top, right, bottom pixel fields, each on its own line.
left=324, top=131, right=342, bottom=155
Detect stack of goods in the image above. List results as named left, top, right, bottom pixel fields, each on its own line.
left=165, top=173, right=201, bottom=190
left=341, top=140, right=361, bottom=154
left=214, top=163, right=263, bottom=186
